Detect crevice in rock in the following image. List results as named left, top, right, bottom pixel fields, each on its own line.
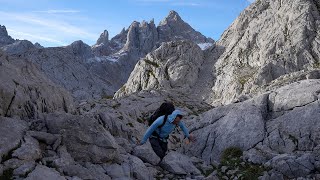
left=4, top=89, right=16, bottom=117
left=200, top=132, right=212, bottom=159
left=189, top=114, right=226, bottom=133
left=62, top=97, right=68, bottom=113
left=286, top=161, right=295, bottom=178
left=1, top=140, right=22, bottom=163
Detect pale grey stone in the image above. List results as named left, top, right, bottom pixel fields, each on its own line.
left=25, top=165, right=66, bottom=180
left=13, top=161, right=36, bottom=177
left=129, top=155, right=153, bottom=180
left=84, top=163, right=111, bottom=180
left=104, top=163, right=130, bottom=179
left=160, top=151, right=201, bottom=175
left=45, top=113, right=119, bottom=163
left=0, top=51, right=75, bottom=118
left=26, top=131, right=58, bottom=145
left=53, top=146, right=75, bottom=168
left=184, top=98, right=266, bottom=164
left=267, top=153, right=315, bottom=178
left=268, top=80, right=320, bottom=113
left=133, top=142, right=160, bottom=165
left=264, top=100, right=320, bottom=153
left=62, top=164, right=95, bottom=180
left=212, top=0, right=320, bottom=104
left=115, top=40, right=204, bottom=98
left=0, top=117, right=28, bottom=160
left=3, top=158, right=25, bottom=170
left=12, top=136, right=42, bottom=161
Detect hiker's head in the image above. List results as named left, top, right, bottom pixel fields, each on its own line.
left=169, top=110, right=184, bottom=125
left=173, top=114, right=183, bottom=124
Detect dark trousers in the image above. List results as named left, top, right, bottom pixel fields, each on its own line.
left=149, top=137, right=168, bottom=160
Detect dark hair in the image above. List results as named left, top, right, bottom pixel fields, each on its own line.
left=177, top=114, right=183, bottom=119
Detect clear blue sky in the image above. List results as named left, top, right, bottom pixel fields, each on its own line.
left=0, top=0, right=254, bottom=47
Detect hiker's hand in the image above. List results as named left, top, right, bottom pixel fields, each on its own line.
left=137, top=140, right=144, bottom=146
left=188, top=134, right=196, bottom=142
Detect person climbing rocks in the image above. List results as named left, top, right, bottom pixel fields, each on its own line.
left=140, top=108, right=195, bottom=161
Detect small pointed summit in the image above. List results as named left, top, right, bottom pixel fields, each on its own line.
left=159, top=10, right=183, bottom=26
left=0, top=25, right=15, bottom=47
left=167, top=10, right=181, bottom=19
left=96, top=30, right=109, bottom=45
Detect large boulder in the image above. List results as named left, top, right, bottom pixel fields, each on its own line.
left=160, top=151, right=201, bottom=175
left=25, top=165, right=66, bottom=180
left=45, top=113, right=119, bottom=163
left=12, top=136, right=42, bottom=161
left=0, top=117, right=28, bottom=159
left=268, top=79, right=320, bottom=117
left=184, top=95, right=267, bottom=164
left=133, top=142, right=160, bottom=165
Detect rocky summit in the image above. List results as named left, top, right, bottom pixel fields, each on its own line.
left=1, top=1, right=320, bottom=179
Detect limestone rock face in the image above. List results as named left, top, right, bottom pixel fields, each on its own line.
left=96, top=30, right=109, bottom=45
left=22, top=47, right=115, bottom=100
left=25, top=165, right=66, bottom=180
left=160, top=151, right=201, bottom=175
left=92, top=30, right=112, bottom=56
left=0, top=117, right=28, bottom=159
left=0, top=25, right=15, bottom=47
left=45, top=113, right=119, bottom=163
left=183, top=95, right=266, bottom=164
left=115, top=40, right=204, bottom=97
left=108, top=28, right=128, bottom=53
left=123, top=20, right=159, bottom=55
left=0, top=51, right=74, bottom=118
left=212, top=0, right=320, bottom=104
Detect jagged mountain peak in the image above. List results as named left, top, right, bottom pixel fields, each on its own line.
left=159, top=10, right=183, bottom=26
left=96, top=30, right=109, bottom=45
left=0, top=25, right=15, bottom=47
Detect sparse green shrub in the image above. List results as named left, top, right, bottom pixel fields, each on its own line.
left=102, top=95, right=114, bottom=99
left=217, top=147, right=266, bottom=180
left=126, top=122, right=134, bottom=127
left=137, top=118, right=145, bottom=123
left=0, top=168, right=14, bottom=180
left=313, top=61, right=320, bottom=68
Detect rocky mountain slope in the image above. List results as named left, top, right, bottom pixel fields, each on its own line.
left=0, top=51, right=74, bottom=119
left=1, top=1, right=320, bottom=179
left=212, top=0, right=320, bottom=104
left=0, top=11, right=213, bottom=101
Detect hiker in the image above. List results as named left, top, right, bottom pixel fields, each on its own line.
left=140, top=109, right=195, bottom=160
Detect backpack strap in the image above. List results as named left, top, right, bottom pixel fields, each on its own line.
left=151, top=114, right=169, bottom=139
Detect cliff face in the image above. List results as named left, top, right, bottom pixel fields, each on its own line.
left=212, top=0, right=320, bottom=104
left=114, top=40, right=204, bottom=98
